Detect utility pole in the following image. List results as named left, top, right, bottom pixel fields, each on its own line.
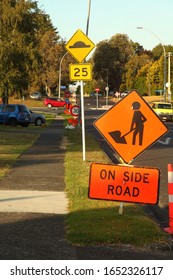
left=58, top=52, right=68, bottom=98
left=79, top=0, right=92, bottom=161
left=167, top=52, right=172, bottom=102
left=86, top=0, right=91, bottom=36
left=137, top=27, right=166, bottom=101
left=102, top=68, right=109, bottom=105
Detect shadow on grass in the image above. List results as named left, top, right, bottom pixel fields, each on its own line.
left=66, top=204, right=170, bottom=247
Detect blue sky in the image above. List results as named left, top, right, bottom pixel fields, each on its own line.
left=37, top=0, right=173, bottom=51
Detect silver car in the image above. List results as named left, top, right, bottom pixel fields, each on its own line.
left=30, top=92, right=42, bottom=100
left=29, top=110, right=46, bottom=126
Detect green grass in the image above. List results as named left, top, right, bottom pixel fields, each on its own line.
left=0, top=126, right=40, bottom=178
left=0, top=112, right=55, bottom=178
left=8, top=96, right=44, bottom=107
left=64, top=128, right=168, bottom=247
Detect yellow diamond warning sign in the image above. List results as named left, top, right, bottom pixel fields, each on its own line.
left=65, top=29, right=95, bottom=63
left=94, top=90, right=168, bottom=163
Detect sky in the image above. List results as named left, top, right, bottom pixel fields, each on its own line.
left=37, top=0, right=173, bottom=52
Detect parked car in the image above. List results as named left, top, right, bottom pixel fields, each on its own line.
left=43, top=97, right=67, bottom=108
left=120, top=91, right=129, bottom=98
left=29, top=110, right=46, bottom=126
left=90, top=91, right=103, bottom=97
left=152, top=102, right=173, bottom=122
left=30, top=92, right=42, bottom=100
left=0, top=104, right=31, bottom=127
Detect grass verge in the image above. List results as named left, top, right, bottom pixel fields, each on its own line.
left=0, top=127, right=40, bottom=178
left=0, top=113, right=55, bottom=179
left=64, top=128, right=168, bottom=247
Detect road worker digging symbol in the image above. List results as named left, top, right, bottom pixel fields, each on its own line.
left=94, top=90, right=168, bottom=163
left=109, top=101, right=147, bottom=145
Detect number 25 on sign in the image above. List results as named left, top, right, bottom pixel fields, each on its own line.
left=69, top=63, right=92, bottom=81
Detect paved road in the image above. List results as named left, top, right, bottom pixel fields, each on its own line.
left=0, top=115, right=173, bottom=259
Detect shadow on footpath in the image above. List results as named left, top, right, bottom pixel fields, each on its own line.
left=0, top=213, right=75, bottom=260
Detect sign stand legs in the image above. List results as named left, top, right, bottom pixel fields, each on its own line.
left=119, top=173, right=126, bottom=214
left=119, top=202, right=124, bottom=214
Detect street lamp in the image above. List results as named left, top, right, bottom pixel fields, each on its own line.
left=79, top=0, right=92, bottom=161
left=86, top=0, right=91, bottom=36
left=137, top=26, right=166, bottom=101
left=167, top=52, right=172, bottom=102
left=58, top=52, right=68, bottom=98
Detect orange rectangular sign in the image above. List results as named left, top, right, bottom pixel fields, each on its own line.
left=89, top=163, right=160, bottom=204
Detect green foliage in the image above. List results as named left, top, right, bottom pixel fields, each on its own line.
left=152, top=44, right=165, bottom=60
left=92, top=34, right=134, bottom=92
left=84, top=81, right=94, bottom=95
left=134, top=76, right=147, bottom=95
left=0, top=0, right=64, bottom=98
left=92, top=36, right=173, bottom=96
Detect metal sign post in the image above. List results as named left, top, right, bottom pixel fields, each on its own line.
left=95, top=88, right=99, bottom=110
left=80, top=80, right=86, bottom=161
left=65, top=29, right=95, bottom=162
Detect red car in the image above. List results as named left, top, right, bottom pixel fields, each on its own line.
left=43, top=97, right=67, bottom=108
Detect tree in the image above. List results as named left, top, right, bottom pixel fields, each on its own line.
left=133, top=58, right=162, bottom=96
left=0, top=0, right=65, bottom=98
left=0, top=0, right=41, bottom=97
left=125, top=53, right=152, bottom=92
left=92, top=34, right=134, bottom=92
left=92, top=40, right=116, bottom=90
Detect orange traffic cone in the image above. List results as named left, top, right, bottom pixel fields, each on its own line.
left=164, top=164, right=173, bottom=234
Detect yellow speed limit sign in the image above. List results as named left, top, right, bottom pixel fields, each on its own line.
left=69, top=63, right=92, bottom=81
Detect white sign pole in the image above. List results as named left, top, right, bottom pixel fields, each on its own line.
left=96, top=92, right=98, bottom=109
left=80, top=80, right=86, bottom=161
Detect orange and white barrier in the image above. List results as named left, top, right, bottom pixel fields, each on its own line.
left=65, top=117, right=82, bottom=129
left=164, top=164, right=173, bottom=234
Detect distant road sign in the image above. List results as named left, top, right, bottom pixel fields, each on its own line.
left=70, top=105, right=80, bottom=117
left=64, top=91, right=70, bottom=98
left=94, top=90, right=168, bottom=163
left=69, top=63, right=92, bottom=81
left=65, top=29, right=95, bottom=63
left=89, top=163, right=160, bottom=204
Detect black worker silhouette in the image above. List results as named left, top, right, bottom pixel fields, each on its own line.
left=109, top=101, right=147, bottom=145
left=130, top=101, right=147, bottom=146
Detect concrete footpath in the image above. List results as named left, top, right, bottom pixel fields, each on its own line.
left=0, top=117, right=173, bottom=260
left=0, top=116, right=68, bottom=214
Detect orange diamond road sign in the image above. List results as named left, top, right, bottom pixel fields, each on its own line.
left=89, top=163, right=160, bottom=204
left=94, top=90, right=168, bottom=164
left=65, top=29, right=95, bottom=63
